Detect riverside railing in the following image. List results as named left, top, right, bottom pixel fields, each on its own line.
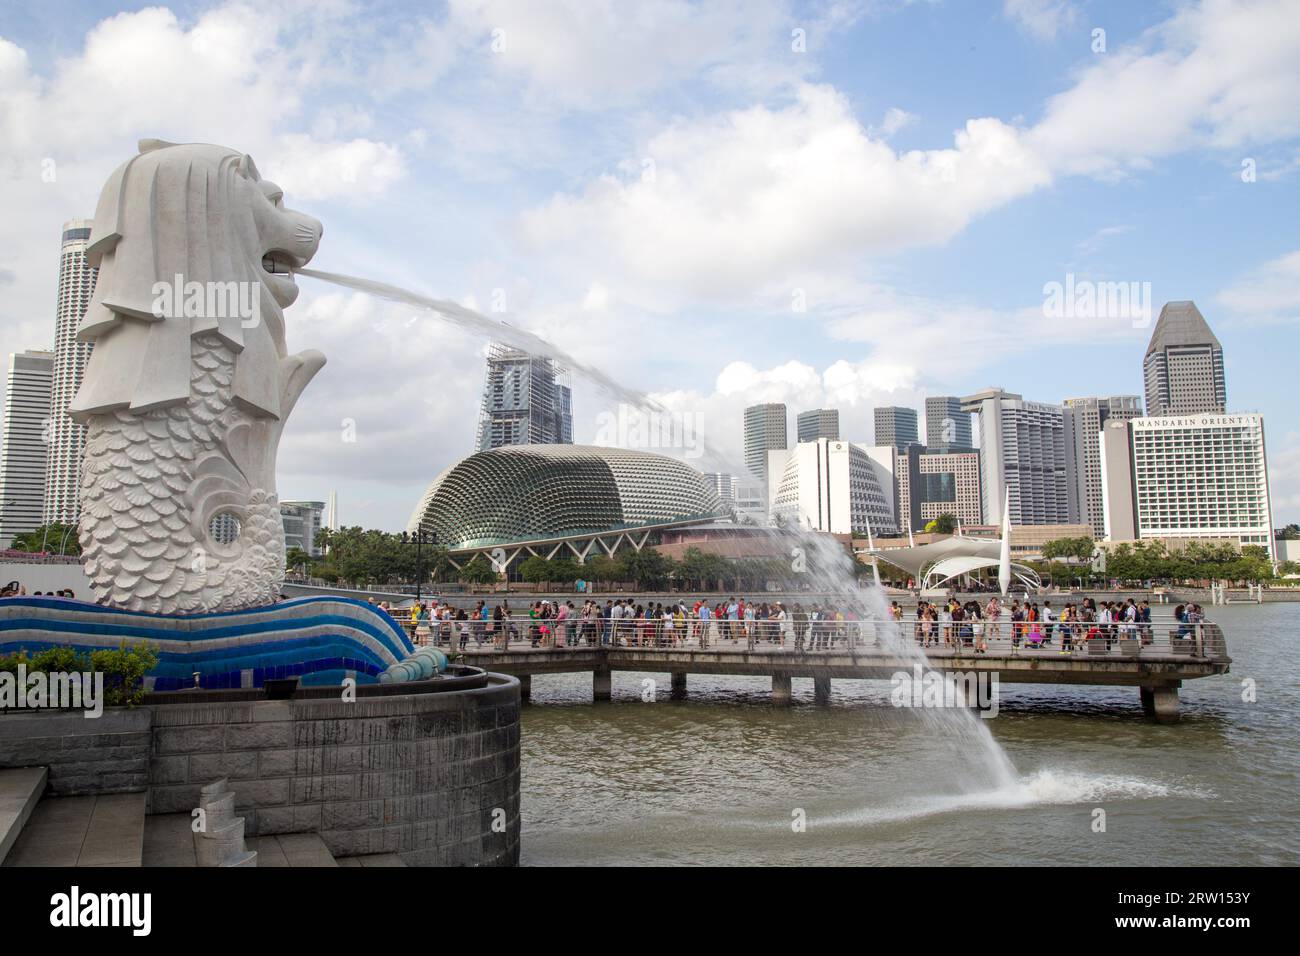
left=398, top=615, right=1228, bottom=661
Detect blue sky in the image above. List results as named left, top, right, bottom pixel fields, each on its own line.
left=1, top=0, right=1297, bottom=531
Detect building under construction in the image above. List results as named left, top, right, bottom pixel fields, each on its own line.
left=474, top=342, right=574, bottom=451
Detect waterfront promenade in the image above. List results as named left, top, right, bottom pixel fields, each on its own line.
left=411, top=618, right=1229, bottom=722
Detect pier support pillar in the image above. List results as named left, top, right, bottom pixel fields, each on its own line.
left=593, top=666, right=612, bottom=702
left=813, top=676, right=832, bottom=706
left=518, top=675, right=531, bottom=703
left=771, top=673, right=792, bottom=705
left=1140, top=683, right=1180, bottom=723
left=670, top=671, right=687, bottom=699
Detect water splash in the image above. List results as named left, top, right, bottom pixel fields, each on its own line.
left=784, top=527, right=1020, bottom=794
left=814, top=769, right=1208, bottom=828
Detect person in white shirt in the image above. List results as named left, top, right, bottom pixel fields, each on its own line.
left=773, top=603, right=789, bottom=647
left=1041, top=600, right=1056, bottom=646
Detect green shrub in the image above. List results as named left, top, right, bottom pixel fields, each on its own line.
left=0, top=642, right=158, bottom=708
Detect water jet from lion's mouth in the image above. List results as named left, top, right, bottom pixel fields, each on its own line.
left=298, top=266, right=1023, bottom=800
left=297, top=266, right=737, bottom=469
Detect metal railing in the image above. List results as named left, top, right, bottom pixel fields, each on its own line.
left=396, top=615, right=1228, bottom=661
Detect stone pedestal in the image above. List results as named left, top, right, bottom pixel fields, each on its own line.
left=593, top=667, right=612, bottom=702
left=813, top=676, right=832, bottom=706
left=670, top=672, right=687, bottom=699
left=771, top=673, right=792, bottom=705
left=1140, top=684, right=1180, bottom=723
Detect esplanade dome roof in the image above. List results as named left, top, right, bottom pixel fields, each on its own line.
left=407, top=444, right=724, bottom=550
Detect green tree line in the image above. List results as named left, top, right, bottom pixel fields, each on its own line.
left=287, top=530, right=867, bottom=592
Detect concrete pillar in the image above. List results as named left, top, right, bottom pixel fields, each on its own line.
left=1140, top=684, right=1179, bottom=723
left=593, top=667, right=612, bottom=702
left=670, top=671, right=687, bottom=699
left=771, top=672, right=792, bottom=705
left=813, top=676, right=832, bottom=706
left=518, top=675, right=531, bottom=702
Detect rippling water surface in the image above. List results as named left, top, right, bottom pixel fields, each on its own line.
left=518, top=602, right=1299, bottom=865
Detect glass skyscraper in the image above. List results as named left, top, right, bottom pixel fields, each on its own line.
left=475, top=342, right=574, bottom=451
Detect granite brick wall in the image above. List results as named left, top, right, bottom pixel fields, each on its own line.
left=0, top=674, right=521, bottom=866
left=0, top=709, right=151, bottom=795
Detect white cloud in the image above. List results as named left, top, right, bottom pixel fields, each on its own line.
left=636, top=356, right=927, bottom=472
left=1003, top=0, right=1078, bottom=41
left=520, top=83, right=1050, bottom=306
left=1074, top=224, right=1134, bottom=257
left=1217, top=249, right=1300, bottom=325
left=277, top=288, right=486, bottom=485
left=516, top=0, right=1300, bottom=338
left=1267, top=430, right=1300, bottom=523
left=447, top=0, right=808, bottom=107
left=1029, top=0, right=1300, bottom=178
left=261, top=135, right=406, bottom=201
left=870, top=106, right=916, bottom=138
left=0, top=5, right=410, bottom=199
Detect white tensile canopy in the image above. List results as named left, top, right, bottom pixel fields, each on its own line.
left=921, top=555, right=1041, bottom=591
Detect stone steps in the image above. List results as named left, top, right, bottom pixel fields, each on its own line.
left=144, top=815, right=347, bottom=867
left=0, top=767, right=47, bottom=865
left=2, top=789, right=146, bottom=867
left=247, top=833, right=339, bottom=867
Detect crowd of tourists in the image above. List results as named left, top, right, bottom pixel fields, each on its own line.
left=376, top=592, right=1207, bottom=655
left=0, top=581, right=77, bottom=599
left=897, top=595, right=1204, bottom=653
left=377, top=596, right=889, bottom=651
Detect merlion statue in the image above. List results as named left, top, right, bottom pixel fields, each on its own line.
left=69, top=140, right=324, bottom=613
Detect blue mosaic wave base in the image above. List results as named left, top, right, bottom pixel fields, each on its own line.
left=0, top=595, right=415, bottom=691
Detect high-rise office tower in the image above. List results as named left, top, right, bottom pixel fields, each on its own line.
left=702, top=472, right=739, bottom=508
left=1102, top=413, right=1273, bottom=557
left=917, top=449, right=983, bottom=529
left=0, top=350, right=55, bottom=546
left=281, top=500, right=326, bottom=557
left=893, top=446, right=982, bottom=532
left=874, top=406, right=919, bottom=450
left=925, top=396, right=973, bottom=450
left=475, top=342, right=574, bottom=451
left=1063, top=395, right=1142, bottom=537
left=1143, top=300, right=1226, bottom=416
left=743, top=403, right=787, bottom=481
left=796, top=408, right=839, bottom=443
left=43, top=220, right=97, bottom=526
left=961, top=388, right=1072, bottom=527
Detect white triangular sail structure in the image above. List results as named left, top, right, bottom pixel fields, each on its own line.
left=997, top=489, right=1012, bottom=596
left=864, top=514, right=881, bottom=587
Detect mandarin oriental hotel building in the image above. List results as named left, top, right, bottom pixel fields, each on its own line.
left=1121, top=413, right=1274, bottom=558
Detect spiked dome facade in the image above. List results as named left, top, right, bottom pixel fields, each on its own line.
left=407, top=445, right=724, bottom=551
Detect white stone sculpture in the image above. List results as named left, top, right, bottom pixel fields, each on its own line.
left=70, top=140, right=324, bottom=613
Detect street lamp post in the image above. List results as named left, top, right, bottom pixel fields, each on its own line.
left=402, top=529, right=437, bottom=605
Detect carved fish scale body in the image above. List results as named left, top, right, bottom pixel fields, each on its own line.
left=78, top=332, right=285, bottom=613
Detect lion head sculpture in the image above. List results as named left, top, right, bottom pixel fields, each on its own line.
left=69, top=139, right=323, bottom=421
